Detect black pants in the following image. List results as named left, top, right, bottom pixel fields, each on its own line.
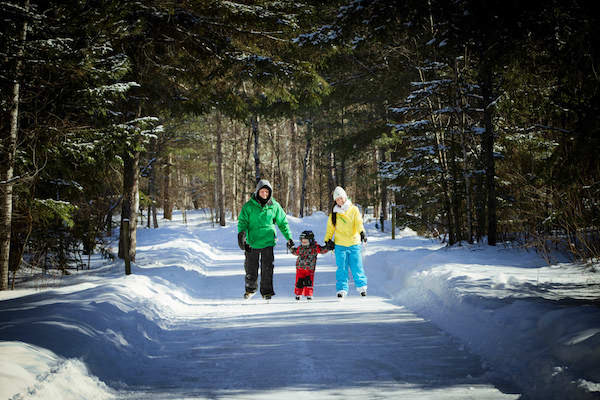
left=244, top=246, right=275, bottom=296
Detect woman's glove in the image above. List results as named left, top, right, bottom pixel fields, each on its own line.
left=325, top=240, right=335, bottom=250
left=360, top=231, right=367, bottom=243
left=237, top=231, right=246, bottom=251
left=287, top=239, right=295, bottom=250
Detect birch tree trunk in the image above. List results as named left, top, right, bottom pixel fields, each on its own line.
left=0, top=0, right=29, bottom=290
left=215, top=112, right=225, bottom=226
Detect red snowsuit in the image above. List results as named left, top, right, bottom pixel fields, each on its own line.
left=292, top=243, right=328, bottom=297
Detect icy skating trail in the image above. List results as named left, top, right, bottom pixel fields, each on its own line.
left=116, top=215, right=517, bottom=399
left=0, top=212, right=521, bottom=399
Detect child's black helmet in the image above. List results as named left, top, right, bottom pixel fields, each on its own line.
left=299, top=230, right=315, bottom=243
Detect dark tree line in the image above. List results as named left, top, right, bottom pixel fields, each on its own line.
left=1, top=0, right=599, bottom=289
left=297, top=0, right=600, bottom=260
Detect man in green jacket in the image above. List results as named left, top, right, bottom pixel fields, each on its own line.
left=237, top=179, right=294, bottom=300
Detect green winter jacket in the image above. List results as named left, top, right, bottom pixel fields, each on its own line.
left=237, top=180, right=292, bottom=249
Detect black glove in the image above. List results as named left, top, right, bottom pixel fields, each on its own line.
left=360, top=231, right=367, bottom=243
left=237, top=231, right=246, bottom=251
left=287, top=239, right=295, bottom=250
left=325, top=240, right=335, bottom=250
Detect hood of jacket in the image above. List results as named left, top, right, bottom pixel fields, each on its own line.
left=253, top=179, right=273, bottom=205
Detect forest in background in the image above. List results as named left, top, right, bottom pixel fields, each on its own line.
left=1, top=0, right=599, bottom=290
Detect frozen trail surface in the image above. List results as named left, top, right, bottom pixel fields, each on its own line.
left=120, top=217, right=518, bottom=400
left=0, top=213, right=520, bottom=399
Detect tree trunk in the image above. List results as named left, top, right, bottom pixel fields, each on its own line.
left=151, top=154, right=159, bottom=228
left=339, top=156, right=346, bottom=188
left=482, top=64, right=497, bottom=246
left=457, top=56, right=474, bottom=243
left=475, top=173, right=486, bottom=242
left=373, top=148, right=380, bottom=219
left=458, top=51, right=474, bottom=243
left=163, top=152, right=173, bottom=220
left=242, top=124, right=252, bottom=203
left=213, top=176, right=218, bottom=226
left=122, top=219, right=131, bottom=275
left=432, top=117, right=454, bottom=245
left=252, top=115, right=261, bottom=184
left=450, top=128, right=462, bottom=243
left=300, top=128, right=312, bottom=218
left=148, top=139, right=157, bottom=229
left=339, top=108, right=346, bottom=188
left=215, top=112, right=225, bottom=226
left=0, top=0, right=29, bottom=290
left=152, top=204, right=158, bottom=228
left=328, top=150, right=336, bottom=204
left=119, top=144, right=140, bottom=262
left=461, top=130, right=474, bottom=243
left=379, top=148, right=388, bottom=232
left=232, top=120, right=239, bottom=221
left=287, top=118, right=299, bottom=215
left=318, top=154, right=324, bottom=211
left=308, top=140, right=316, bottom=215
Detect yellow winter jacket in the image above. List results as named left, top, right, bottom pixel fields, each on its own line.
left=324, top=201, right=365, bottom=247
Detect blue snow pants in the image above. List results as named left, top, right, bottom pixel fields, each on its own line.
left=334, top=244, right=367, bottom=292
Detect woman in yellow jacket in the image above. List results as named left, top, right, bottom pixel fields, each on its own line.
left=324, top=186, right=368, bottom=298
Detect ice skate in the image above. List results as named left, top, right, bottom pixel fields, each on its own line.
left=357, top=286, right=367, bottom=297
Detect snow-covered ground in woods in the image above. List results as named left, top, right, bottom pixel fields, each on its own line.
left=1, top=210, right=599, bottom=399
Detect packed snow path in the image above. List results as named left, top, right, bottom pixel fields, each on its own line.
left=0, top=213, right=520, bottom=399
left=126, top=217, right=517, bottom=399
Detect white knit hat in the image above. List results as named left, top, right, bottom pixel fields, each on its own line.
left=332, top=186, right=347, bottom=200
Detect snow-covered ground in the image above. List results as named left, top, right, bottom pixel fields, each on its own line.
left=1, top=210, right=599, bottom=399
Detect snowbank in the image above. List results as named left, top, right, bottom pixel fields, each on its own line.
left=364, top=223, right=600, bottom=400
left=0, top=341, right=114, bottom=400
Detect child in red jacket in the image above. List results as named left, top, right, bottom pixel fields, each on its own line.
left=288, top=230, right=330, bottom=300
